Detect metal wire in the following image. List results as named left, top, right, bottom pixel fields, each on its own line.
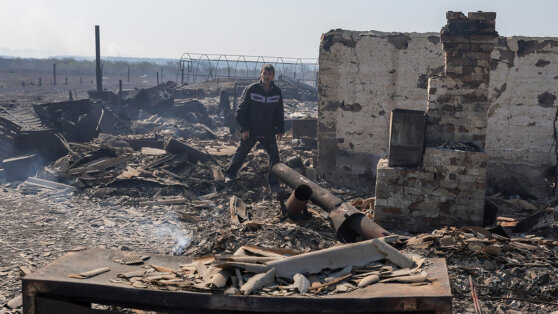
left=176, top=53, right=318, bottom=86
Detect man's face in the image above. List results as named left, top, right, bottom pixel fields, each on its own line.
left=260, top=70, right=274, bottom=85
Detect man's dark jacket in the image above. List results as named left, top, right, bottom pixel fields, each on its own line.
left=236, top=81, right=284, bottom=137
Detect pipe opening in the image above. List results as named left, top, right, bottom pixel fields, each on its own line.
left=294, top=184, right=312, bottom=201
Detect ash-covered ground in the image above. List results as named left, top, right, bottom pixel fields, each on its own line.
left=0, top=70, right=556, bottom=313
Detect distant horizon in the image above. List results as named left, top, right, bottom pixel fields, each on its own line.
left=0, top=48, right=321, bottom=61
left=0, top=52, right=180, bottom=63
left=2, top=0, right=558, bottom=60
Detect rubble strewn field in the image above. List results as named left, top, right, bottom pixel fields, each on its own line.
left=403, top=224, right=558, bottom=313
left=0, top=71, right=557, bottom=313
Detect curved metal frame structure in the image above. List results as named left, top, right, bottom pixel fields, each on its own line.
left=177, top=53, right=318, bottom=86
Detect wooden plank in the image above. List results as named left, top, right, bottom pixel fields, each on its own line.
left=67, top=156, right=131, bottom=175
left=25, top=177, right=74, bottom=190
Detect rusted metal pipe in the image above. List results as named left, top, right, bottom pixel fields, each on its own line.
left=271, top=163, right=391, bottom=242
left=286, top=184, right=312, bottom=216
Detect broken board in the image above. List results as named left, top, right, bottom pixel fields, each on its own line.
left=23, top=248, right=451, bottom=313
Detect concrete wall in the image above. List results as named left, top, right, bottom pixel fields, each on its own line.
left=318, top=30, right=558, bottom=199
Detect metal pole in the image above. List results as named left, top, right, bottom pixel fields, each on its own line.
left=156, top=72, right=159, bottom=85
left=53, top=64, right=56, bottom=86
left=233, top=82, right=238, bottom=111
left=95, top=25, right=102, bottom=92
left=181, top=61, right=184, bottom=85
left=127, top=65, right=130, bottom=83
left=160, top=67, right=163, bottom=83
left=118, top=79, right=122, bottom=106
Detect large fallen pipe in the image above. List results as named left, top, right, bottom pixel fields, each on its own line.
left=271, top=163, right=391, bottom=242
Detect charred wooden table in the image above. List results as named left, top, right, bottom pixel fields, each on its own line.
left=23, top=249, right=452, bottom=313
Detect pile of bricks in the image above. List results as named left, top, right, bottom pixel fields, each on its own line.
left=374, top=12, right=498, bottom=232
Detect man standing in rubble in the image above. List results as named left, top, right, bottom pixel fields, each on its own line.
left=224, top=64, right=284, bottom=191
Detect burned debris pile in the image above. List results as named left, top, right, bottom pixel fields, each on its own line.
left=0, top=76, right=331, bottom=311
left=0, top=78, right=328, bottom=257
left=2, top=71, right=558, bottom=313
left=113, top=238, right=427, bottom=296
left=404, top=222, right=558, bottom=313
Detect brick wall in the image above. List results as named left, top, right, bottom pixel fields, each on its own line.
left=318, top=22, right=558, bottom=199
left=373, top=12, right=496, bottom=232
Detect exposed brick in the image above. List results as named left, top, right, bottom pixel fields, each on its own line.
left=373, top=12, right=496, bottom=233
left=380, top=206, right=402, bottom=215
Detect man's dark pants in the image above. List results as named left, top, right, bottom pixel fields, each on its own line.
left=224, top=135, right=280, bottom=185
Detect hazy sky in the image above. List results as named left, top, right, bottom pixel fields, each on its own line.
left=1, top=0, right=558, bottom=59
